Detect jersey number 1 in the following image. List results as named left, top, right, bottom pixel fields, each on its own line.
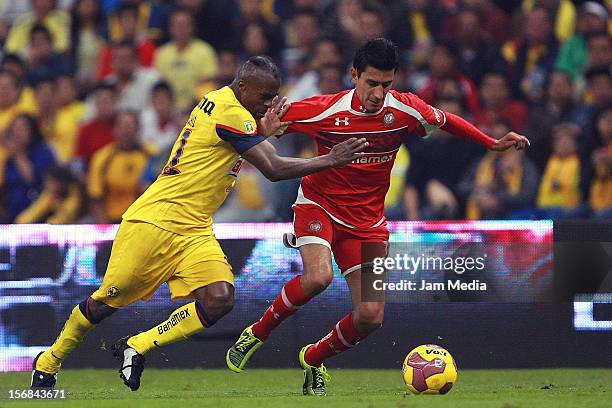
left=162, top=129, right=192, bottom=175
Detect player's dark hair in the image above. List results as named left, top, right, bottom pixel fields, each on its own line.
left=236, top=55, right=281, bottom=81
left=353, top=38, right=399, bottom=75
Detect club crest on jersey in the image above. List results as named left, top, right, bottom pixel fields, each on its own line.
left=309, top=220, right=322, bottom=233
left=244, top=121, right=256, bottom=134
left=383, top=110, right=395, bottom=127
left=334, top=117, right=349, bottom=126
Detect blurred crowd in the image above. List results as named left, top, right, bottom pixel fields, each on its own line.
left=0, top=0, right=610, bottom=224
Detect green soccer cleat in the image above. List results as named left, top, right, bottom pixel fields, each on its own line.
left=226, top=324, right=264, bottom=373
left=299, top=344, right=331, bottom=396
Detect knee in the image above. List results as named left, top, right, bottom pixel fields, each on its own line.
left=301, top=268, right=333, bottom=295
left=195, top=287, right=234, bottom=321
left=80, top=298, right=117, bottom=324
left=354, top=303, right=384, bottom=333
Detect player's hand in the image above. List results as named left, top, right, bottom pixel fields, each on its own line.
left=259, top=96, right=293, bottom=138
left=490, top=132, right=530, bottom=152
left=328, top=137, right=369, bottom=167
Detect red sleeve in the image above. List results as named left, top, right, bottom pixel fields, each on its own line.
left=281, top=93, right=346, bottom=137
left=393, top=91, right=447, bottom=137
left=442, top=112, right=496, bottom=149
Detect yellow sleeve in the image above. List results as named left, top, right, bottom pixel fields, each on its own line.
left=15, top=193, right=54, bottom=224
left=87, top=147, right=111, bottom=199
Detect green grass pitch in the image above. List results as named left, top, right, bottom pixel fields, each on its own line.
left=1, top=368, right=611, bottom=407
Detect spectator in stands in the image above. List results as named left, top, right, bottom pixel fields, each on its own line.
left=25, top=24, right=72, bottom=86
left=196, top=50, right=240, bottom=98
left=416, top=42, right=480, bottom=117
left=526, top=70, right=585, bottom=171
left=555, top=1, right=609, bottom=80
left=388, top=0, right=447, bottom=71
left=0, top=114, right=55, bottom=222
left=15, top=165, right=82, bottom=224
left=229, top=0, right=283, bottom=59
left=403, top=98, right=486, bottom=220
left=588, top=106, right=612, bottom=218
left=4, top=0, right=70, bottom=54
left=242, top=22, right=274, bottom=60
left=74, top=83, right=117, bottom=172
left=52, top=75, right=86, bottom=162
left=460, top=0, right=510, bottom=46
left=521, top=0, right=576, bottom=44
left=474, top=72, right=528, bottom=134
left=154, top=8, right=218, bottom=112
left=448, top=8, right=506, bottom=85
left=286, top=38, right=343, bottom=101
left=503, top=6, right=559, bottom=103
left=69, top=0, right=106, bottom=92
left=581, top=68, right=612, bottom=161
left=103, top=41, right=160, bottom=112
left=0, top=70, right=37, bottom=136
left=283, top=9, right=320, bottom=81
left=97, top=3, right=157, bottom=79
left=585, top=32, right=612, bottom=74
left=536, top=123, right=584, bottom=217
left=87, top=110, right=151, bottom=224
left=461, top=120, right=539, bottom=219
left=106, top=0, right=170, bottom=44
left=33, top=78, right=57, bottom=144
left=139, top=81, right=180, bottom=154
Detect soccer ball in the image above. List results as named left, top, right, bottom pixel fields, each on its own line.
left=402, top=344, right=457, bottom=395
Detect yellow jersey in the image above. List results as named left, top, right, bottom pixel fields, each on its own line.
left=123, top=86, right=264, bottom=235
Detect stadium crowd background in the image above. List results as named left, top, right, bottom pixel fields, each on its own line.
left=0, top=0, right=609, bottom=224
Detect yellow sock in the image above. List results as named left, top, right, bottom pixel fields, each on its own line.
left=127, top=302, right=206, bottom=355
left=36, top=306, right=95, bottom=374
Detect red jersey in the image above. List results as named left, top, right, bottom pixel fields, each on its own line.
left=282, top=89, right=446, bottom=229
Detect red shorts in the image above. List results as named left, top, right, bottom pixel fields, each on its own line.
left=290, top=204, right=389, bottom=276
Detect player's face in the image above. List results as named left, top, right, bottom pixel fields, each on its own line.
left=351, top=66, right=395, bottom=112
left=239, top=73, right=280, bottom=119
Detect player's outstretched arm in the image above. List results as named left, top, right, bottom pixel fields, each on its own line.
left=242, top=137, right=368, bottom=182
left=442, top=112, right=530, bottom=152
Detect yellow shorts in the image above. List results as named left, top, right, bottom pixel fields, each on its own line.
left=91, top=220, right=234, bottom=308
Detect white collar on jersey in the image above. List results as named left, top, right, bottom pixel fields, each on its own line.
left=349, top=89, right=389, bottom=116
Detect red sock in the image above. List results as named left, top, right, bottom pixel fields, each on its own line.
left=252, top=275, right=311, bottom=341
left=304, top=313, right=366, bottom=367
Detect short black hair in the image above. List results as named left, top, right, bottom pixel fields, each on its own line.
left=585, top=66, right=611, bottom=82
left=1, top=54, right=25, bottom=68
left=353, top=38, right=399, bottom=75
left=116, top=3, right=139, bottom=18
left=236, top=55, right=281, bottom=81
left=152, top=80, right=173, bottom=97
left=30, top=24, right=53, bottom=42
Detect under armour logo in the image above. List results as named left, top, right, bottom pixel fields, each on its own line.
left=334, top=117, right=349, bottom=126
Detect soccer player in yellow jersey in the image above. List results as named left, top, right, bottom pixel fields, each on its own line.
left=31, top=56, right=368, bottom=391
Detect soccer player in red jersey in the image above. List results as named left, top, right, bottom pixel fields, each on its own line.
left=227, top=38, right=529, bottom=395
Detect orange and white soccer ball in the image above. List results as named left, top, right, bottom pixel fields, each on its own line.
left=402, top=344, right=458, bottom=394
